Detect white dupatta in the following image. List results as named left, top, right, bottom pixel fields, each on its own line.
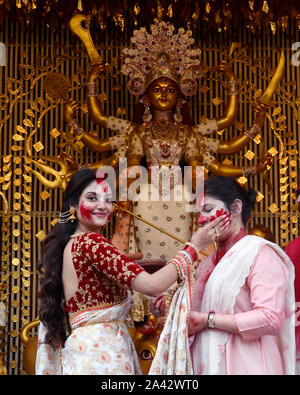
left=191, top=235, right=296, bottom=375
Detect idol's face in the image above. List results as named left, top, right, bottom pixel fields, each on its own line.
left=147, top=77, right=179, bottom=112
left=76, top=180, right=113, bottom=231
left=196, top=194, right=232, bottom=239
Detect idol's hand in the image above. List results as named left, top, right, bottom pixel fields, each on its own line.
left=218, top=61, right=235, bottom=80
left=256, top=152, right=273, bottom=173
left=87, top=60, right=107, bottom=80
left=253, top=103, right=266, bottom=128
left=64, top=99, right=80, bottom=124
left=190, top=214, right=230, bottom=251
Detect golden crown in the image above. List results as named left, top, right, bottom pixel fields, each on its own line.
left=122, top=22, right=204, bottom=96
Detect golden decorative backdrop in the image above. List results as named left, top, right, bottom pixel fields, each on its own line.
left=0, top=14, right=299, bottom=374
left=1, top=0, right=300, bottom=37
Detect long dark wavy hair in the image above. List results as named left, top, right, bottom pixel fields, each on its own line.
left=38, top=168, right=97, bottom=348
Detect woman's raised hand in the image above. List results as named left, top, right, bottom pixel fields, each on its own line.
left=190, top=215, right=230, bottom=252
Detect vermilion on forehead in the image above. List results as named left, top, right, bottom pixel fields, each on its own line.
left=96, top=181, right=111, bottom=194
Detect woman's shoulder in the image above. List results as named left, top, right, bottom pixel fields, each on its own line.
left=73, top=231, right=107, bottom=246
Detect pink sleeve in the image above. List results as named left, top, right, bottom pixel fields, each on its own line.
left=234, top=245, right=289, bottom=342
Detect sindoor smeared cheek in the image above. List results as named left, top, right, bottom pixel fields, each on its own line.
left=80, top=202, right=93, bottom=221
left=197, top=214, right=207, bottom=226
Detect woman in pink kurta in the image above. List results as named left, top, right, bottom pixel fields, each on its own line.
left=189, top=176, right=295, bottom=375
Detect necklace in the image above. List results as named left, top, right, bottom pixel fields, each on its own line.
left=152, top=121, right=176, bottom=139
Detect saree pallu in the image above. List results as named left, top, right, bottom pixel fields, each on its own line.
left=35, top=295, right=141, bottom=375
left=148, top=261, right=194, bottom=375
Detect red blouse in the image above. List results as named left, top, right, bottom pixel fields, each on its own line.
left=65, top=232, right=145, bottom=314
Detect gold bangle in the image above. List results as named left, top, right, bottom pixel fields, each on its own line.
left=86, top=81, right=97, bottom=97
left=227, top=80, right=239, bottom=96
left=168, top=259, right=184, bottom=284
left=244, top=124, right=261, bottom=140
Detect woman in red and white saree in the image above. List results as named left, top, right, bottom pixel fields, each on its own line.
left=35, top=169, right=229, bottom=375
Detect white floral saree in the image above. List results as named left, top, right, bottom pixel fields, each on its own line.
left=35, top=294, right=141, bottom=375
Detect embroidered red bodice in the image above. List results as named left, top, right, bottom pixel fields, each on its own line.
left=64, top=232, right=144, bottom=314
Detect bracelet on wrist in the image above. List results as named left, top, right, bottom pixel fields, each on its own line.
left=178, top=250, right=193, bottom=266
left=86, top=81, right=97, bottom=97
left=244, top=124, right=261, bottom=140
left=242, top=165, right=257, bottom=178
left=68, top=119, right=84, bottom=136
left=207, top=311, right=216, bottom=329
left=227, top=80, right=239, bottom=96
left=184, top=242, right=201, bottom=262
left=168, top=259, right=184, bottom=284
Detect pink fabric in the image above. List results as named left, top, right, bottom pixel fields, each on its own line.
left=192, top=245, right=290, bottom=375
left=285, top=236, right=300, bottom=356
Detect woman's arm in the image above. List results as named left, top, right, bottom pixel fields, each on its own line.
left=131, top=214, right=230, bottom=297
left=189, top=245, right=289, bottom=339
left=188, top=311, right=239, bottom=335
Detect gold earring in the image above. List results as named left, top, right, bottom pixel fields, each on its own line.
left=69, top=207, right=76, bottom=222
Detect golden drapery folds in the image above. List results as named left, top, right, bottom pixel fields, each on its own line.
left=1, top=1, right=300, bottom=37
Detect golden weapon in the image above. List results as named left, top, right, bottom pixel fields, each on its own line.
left=69, top=14, right=102, bottom=64
left=258, top=50, right=285, bottom=107
left=113, top=203, right=209, bottom=257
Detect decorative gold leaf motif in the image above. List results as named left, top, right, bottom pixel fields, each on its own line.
left=23, top=118, right=34, bottom=127
left=22, top=278, right=30, bottom=288
left=18, top=64, right=35, bottom=80
left=11, top=145, right=23, bottom=151
left=256, top=191, right=264, bottom=202
left=3, top=154, right=11, bottom=163
left=25, top=108, right=35, bottom=117
left=35, top=230, right=47, bottom=241
left=212, top=97, right=223, bottom=106
left=275, top=115, right=286, bottom=123
left=237, top=176, right=248, bottom=186
left=272, top=107, right=281, bottom=117
left=21, top=268, right=31, bottom=278
left=286, top=149, right=298, bottom=155
left=0, top=94, right=9, bottom=111
left=268, top=203, right=279, bottom=214
left=50, top=128, right=60, bottom=138
left=7, top=78, right=22, bottom=95
left=33, top=141, right=44, bottom=152
left=16, top=125, right=27, bottom=134
left=30, top=100, right=40, bottom=111
left=40, top=190, right=51, bottom=200
left=12, top=134, right=25, bottom=141
left=244, top=150, right=255, bottom=160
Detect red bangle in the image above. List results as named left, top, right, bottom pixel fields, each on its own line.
left=184, top=245, right=198, bottom=262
